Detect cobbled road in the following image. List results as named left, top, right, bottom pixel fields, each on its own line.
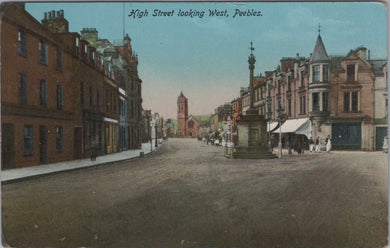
left=2, top=138, right=388, bottom=248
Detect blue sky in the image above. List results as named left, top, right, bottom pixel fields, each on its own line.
left=26, top=2, right=387, bottom=119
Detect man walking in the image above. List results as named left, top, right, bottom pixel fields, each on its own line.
left=315, top=136, right=321, bottom=153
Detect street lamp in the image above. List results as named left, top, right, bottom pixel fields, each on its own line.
left=277, top=108, right=286, bottom=159
left=150, top=119, right=154, bottom=152
left=155, top=123, right=158, bottom=148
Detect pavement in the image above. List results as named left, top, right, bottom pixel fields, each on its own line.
left=1, top=141, right=162, bottom=183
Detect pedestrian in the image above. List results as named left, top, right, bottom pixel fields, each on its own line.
left=383, top=136, right=388, bottom=153
left=309, top=137, right=314, bottom=152
left=325, top=135, right=332, bottom=153
left=315, top=136, right=321, bottom=153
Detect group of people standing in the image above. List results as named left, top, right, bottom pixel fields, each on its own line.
left=309, top=135, right=332, bottom=153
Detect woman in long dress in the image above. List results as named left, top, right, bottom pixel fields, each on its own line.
left=326, top=135, right=332, bottom=153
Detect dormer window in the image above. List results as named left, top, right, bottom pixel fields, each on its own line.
left=84, top=45, right=88, bottom=60
left=347, top=64, right=355, bottom=82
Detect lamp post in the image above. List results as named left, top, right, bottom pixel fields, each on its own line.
left=155, top=123, right=158, bottom=148
left=277, top=108, right=286, bottom=159
left=150, top=119, right=153, bottom=152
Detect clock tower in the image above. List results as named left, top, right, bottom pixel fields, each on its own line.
left=177, top=92, right=188, bottom=138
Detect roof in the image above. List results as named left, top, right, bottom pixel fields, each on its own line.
left=310, top=34, right=329, bottom=63
left=369, top=59, right=387, bottom=77
left=177, top=91, right=187, bottom=103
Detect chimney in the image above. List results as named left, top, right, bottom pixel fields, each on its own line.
left=368, top=49, right=371, bottom=61
left=81, top=28, right=98, bottom=46
left=42, top=9, right=69, bottom=33
left=356, top=46, right=367, bottom=60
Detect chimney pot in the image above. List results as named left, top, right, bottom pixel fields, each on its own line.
left=44, top=12, right=47, bottom=20
left=52, top=10, right=55, bottom=18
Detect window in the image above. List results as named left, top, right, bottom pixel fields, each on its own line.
left=89, top=86, right=93, bottom=106
left=287, top=76, right=291, bottom=91
left=323, top=65, right=329, bottom=82
left=287, top=98, right=291, bottom=116
left=344, top=91, right=359, bottom=112
left=56, top=126, right=63, bottom=152
left=300, top=71, right=304, bottom=86
left=347, top=64, right=355, bottom=82
left=312, top=92, right=320, bottom=111
left=80, top=82, right=84, bottom=105
left=40, top=80, right=47, bottom=107
left=344, top=92, right=350, bottom=112
left=18, top=29, right=27, bottom=57
left=24, top=125, right=33, bottom=155
left=76, top=37, right=79, bottom=56
left=57, top=48, right=62, bottom=71
left=313, top=65, right=320, bottom=82
left=20, top=73, right=27, bottom=104
left=300, top=95, right=306, bottom=114
left=57, top=84, right=63, bottom=110
left=351, top=92, right=358, bottom=112
left=39, top=40, right=48, bottom=64
left=84, top=44, right=89, bottom=61
left=323, top=92, right=329, bottom=112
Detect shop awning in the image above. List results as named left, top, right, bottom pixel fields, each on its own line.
left=272, top=118, right=312, bottom=138
left=267, top=122, right=279, bottom=132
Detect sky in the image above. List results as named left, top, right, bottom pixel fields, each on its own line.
left=26, top=1, right=388, bottom=119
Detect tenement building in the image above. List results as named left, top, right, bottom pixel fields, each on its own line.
left=266, top=30, right=387, bottom=151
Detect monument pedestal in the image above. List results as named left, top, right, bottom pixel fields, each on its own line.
left=231, top=113, right=276, bottom=159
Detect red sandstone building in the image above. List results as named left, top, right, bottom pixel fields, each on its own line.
left=1, top=3, right=144, bottom=169
left=1, top=4, right=76, bottom=168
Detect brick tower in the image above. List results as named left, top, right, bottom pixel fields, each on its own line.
left=177, top=92, right=188, bottom=138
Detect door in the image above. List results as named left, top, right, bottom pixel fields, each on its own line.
left=39, top=126, right=48, bottom=164
left=74, top=127, right=83, bottom=159
left=2, top=123, right=14, bottom=169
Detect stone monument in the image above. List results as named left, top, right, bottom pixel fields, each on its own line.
left=231, top=42, right=276, bottom=159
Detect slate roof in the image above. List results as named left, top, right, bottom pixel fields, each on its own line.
left=310, top=34, right=330, bottom=63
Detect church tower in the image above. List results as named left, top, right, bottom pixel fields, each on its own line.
left=177, top=92, right=188, bottom=138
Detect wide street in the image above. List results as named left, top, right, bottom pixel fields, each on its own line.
left=2, top=138, right=388, bottom=248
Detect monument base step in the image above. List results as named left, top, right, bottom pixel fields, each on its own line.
left=231, top=147, right=277, bottom=159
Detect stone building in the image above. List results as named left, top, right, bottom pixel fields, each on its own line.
left=373, top=62, right=388, bottom=150
left=330, top=47, right=377, bottom=150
